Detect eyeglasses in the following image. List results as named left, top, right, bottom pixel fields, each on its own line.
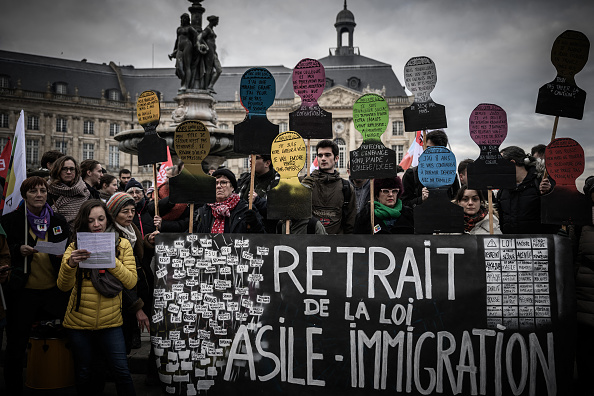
left=61, top=167, right=76, bottom=173
left=127, top=189, right=143, bottom=195
left=216, top=180, right=230, bottom=187
left=380, top=188, right=399, bottom=195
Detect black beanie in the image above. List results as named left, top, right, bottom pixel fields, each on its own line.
left=212, top=169, right=237, bottom=189
left=125, top=178, right=144, bottom=192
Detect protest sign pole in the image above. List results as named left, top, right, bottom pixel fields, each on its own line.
left=24, top=202, right=28, bottom=273
left=249, top=154, right=256, bottom=210
left=488, top=189, right=494, bottom=234
left=0, top=284, right=5, bottom=310
left=369, top=181, right=375, bottom=234
left=285, top=220, right=290, bottom=235
left=422, top=130, right=427, bottom=151
left=306, top=140, right=311, bottom=176
left=189, top=203, right=194, bottom=233
left=153, top=164, right=159, bottom=217
left=542, top=116, right=560, bottom=181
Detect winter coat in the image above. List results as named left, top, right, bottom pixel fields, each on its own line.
left=1, top=205, right=70, bottom=290
left=57, top=238, right=137, bottom=330
left=468, top=213, right=502, bottom=235
left=354, top=201, right=414, bottom=234
left=236, top=168, right=280, bottom=201
left=302, top=170, right=356, bottom=234
left=576, top=225, right=594, bottom=327
left=193, top=199, right=265, bottom=234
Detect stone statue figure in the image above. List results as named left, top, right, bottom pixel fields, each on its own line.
left=170, top=13, right=221, bottom=93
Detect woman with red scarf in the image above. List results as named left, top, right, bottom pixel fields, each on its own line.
left=455, top=185, right=501, bottom=234
left=193, top=169, right=265, bottom=233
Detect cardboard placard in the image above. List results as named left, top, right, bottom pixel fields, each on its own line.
left=541, top=137, right=589, bottom=225
left=151, top=233, right=574, bottom=396
left=234, top=68, right=279, bottom=155
left=467, top=104, right=516, bottom=190
left=415, top=146, right=463, bottom=233
left=267, top=131, right=312, bottom=220
left=169, top=121, right=216, bottom=204
left=349, top=94, right=396, bottom=179
left=536, top=30, right=590, bottom=120
left=137, top=90, right=168, bottom=165
left=402, top=56, right=447, bottom=131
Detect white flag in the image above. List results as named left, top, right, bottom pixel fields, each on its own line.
left=2, top=110, right=27, bottom=215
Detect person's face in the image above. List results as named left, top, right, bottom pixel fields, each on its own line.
left=317, top=147, right=337, bottom=172
left=87, top=164, right=102, bottom=186
left=120, top=173, right=131, bottom=185
left=253, top=155, right=269, bottom=175
left=103, top=179, right=118, bottom=195
left=459, top=190, right=481, bottom=216
left=127, top=188, right=144, bottom=204
left=115, top=203, right=135, bottom=227
left=459, top=170, right=467, bottom=186
left=25, top=184, right=47, bottom=211
left=60, top=160, right=76, bottom=184
left=88, top=206, right=107, bottom=233
left=215, top=176, right=233, bottom=202
left=377, top=187, right=399, bottom=208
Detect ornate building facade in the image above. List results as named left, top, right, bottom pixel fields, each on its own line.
left=0, top=3, right=413, bottom=186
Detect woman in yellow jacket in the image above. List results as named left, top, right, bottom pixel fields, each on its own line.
left=58, top=199, right=137, bottom=396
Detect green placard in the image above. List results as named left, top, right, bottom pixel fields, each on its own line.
left=352, top=93, right=389, bottom=142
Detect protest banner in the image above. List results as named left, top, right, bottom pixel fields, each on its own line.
left=151, top=233, right=574, bottom=396
left=541, top=138, right=589, bottom=225
left=289, top=58, right=332, bottom=176
left=267, top=131, right=312, bottom=230
left=415, top=147, right=463, bottom=234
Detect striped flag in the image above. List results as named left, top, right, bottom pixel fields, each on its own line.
left=399, top=130, right=424, bottom=170
left=156, top=146, right=173, bottom=187
left=2, top=110, right=27, bottom=215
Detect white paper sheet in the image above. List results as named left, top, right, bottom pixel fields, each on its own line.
left=34, top=239, right=68, bottom=255
left=77, top=232, right=116, bottom=268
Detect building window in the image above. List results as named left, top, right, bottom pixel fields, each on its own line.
left=108, top=89, right=121, bottom=101
left=55, top=141, right=68, bottom=154
left=109, top=123, right=120, bottom=136
left=325, top=78, right=334, bottom=89
left=83, top=120, right=94, bottom=135
left=0, top=114, right=8, bottom=128
left=56, top=118, right=67, bottom=132
left=219, top=123, right=229, bottom=130
left=279, top=122, right=288, bottom=133
left=392, top=145, right=404, bottom=163
left=243, top=157, right=249, bottom=169
left=0, top=75, right=9, bottom=89
left=334, top=138, right=346, bottom=169
left=392, top=121, right=404, bottom=136
left=26, top=139, right=39, bottom=165
left=347, top=77, right=360, bottom=90
left=0, top=137, right=9, bottom=149
left=141, top=180, right=152, bottom=190
left=27, top=115, right=40, bottom=130
left=83, top=143, right=94, bottom=160
left=55, top=82, right=68, bottom=94
left=109, top=145, right=120, bottom=168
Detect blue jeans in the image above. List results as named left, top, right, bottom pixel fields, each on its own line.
left=68, top=326, right=136, bottom=396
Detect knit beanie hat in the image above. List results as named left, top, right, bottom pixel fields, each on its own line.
left=106, top=192, right=135, bottom=216
left=212, top=169, right=237, bottom=190
left=125, top=178, right=144, bottom=193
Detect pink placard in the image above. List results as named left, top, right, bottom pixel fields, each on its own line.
left=469, top=103, right=507, bottom=146
left=545, top=138, right=584, bottom=185
left=292, top=58, right=325, bottom=107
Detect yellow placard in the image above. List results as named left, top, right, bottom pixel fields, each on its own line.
left=270, top=131, right=306, bottom=179
left=174, top=121, right=210, bottom=165
left=136, top=91, right=160, bottom=125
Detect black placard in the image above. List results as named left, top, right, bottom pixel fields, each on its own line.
left=413, top=188, right=464, bottom=234
left=137, top=90, right=168, bottom=165
left=151, top=233, right=574, bottom=396
left=349, top=143, right=397, bottom=179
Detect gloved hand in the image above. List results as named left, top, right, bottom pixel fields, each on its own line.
left=243, top=209, right=258, bottom=227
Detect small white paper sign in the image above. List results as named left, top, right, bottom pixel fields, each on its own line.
left=77, top=232, right=116, bottom=269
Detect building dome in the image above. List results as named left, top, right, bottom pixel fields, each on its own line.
left=335, top=1, right=356, bottom=26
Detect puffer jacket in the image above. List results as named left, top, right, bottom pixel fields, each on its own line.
left=576, top=225, right=594, bottom=327
left=302, top=170, right=356, bottom=234
left=57, top=237, right=137, bottom=330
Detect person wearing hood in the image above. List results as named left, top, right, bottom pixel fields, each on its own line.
left=302, top=140, right=356, bottom=234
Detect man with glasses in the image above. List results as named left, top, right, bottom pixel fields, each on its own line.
left=302, top=140, right=356, bottom=234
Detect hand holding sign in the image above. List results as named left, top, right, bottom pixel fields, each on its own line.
left=403, top=56, right=447, bottom=132
left=267, top=131, right=312, bottom=227
left=414, top=146, right=463, bottom=234
left=541, top=138, right=589, bottom=225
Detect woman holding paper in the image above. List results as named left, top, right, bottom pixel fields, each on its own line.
left=455, top=186, right=501, bottom=234
left=1, top=176, right=70, bottom=395
left=57, top=199, right=137, bottom=395
left=354, top=176, right=414, bottom=234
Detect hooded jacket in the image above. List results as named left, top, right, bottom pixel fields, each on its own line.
left=302, top=170, right=356, bottom=234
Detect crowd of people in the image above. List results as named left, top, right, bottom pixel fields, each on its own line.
left=0, top=131, right=592, bottom=395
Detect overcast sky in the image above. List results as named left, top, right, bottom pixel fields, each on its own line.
left=1, top=0, right=593, bottom=185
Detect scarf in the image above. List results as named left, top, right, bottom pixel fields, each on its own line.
left=159, top=183, right=187, bottom=221
left=27, top=203, right=54, bottom=239
left=99, top=190, right=112, bottom=203
left=207, top=193, right=240, bottom=234
left=464, top=206, right=488, bottom=233
left=114, top=222, right=137, bottom=248
left=374, top=200, right=403, bottom=221
left=49, top=177, right=90, bottom=225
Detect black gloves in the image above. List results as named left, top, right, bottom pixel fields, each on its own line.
left=243, top=209, right=258, bottom=226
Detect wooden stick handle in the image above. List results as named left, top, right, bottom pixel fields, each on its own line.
left=286, top=220, right=290, bottom=235
left=249, top=154, right=256, bottom=210
left=153, top=164, right=159, bottom=217
left=370, top=180, right=375, bottom=235
left=488, top=189, right=494, bottom=234
left=307, top=139, right=311, bottom=176
left=189, top=203, right=194, bottom=233
left=422, top=130, right=427, bottom=151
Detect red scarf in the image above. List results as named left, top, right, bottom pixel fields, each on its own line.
left=207, top=193, right=240, bottom=234
left=464, top=206, right=487, bottom=233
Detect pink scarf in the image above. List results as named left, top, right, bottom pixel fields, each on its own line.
left=207, top=193, right=240, bottom=233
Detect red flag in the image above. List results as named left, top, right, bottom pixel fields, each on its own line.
left=0, top=138, right=12, bottom=211
left=156, top=146, right=173, bottom=187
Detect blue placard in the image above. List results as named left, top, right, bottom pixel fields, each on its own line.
left=240, top=68, right=276, bottom=117
left=418, top=146, right=457, bottom=188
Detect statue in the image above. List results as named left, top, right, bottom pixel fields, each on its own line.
left=170, top=13, right=221, bottom=93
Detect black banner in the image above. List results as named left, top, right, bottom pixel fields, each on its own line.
left=151, top=234, right=574, bottom=395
